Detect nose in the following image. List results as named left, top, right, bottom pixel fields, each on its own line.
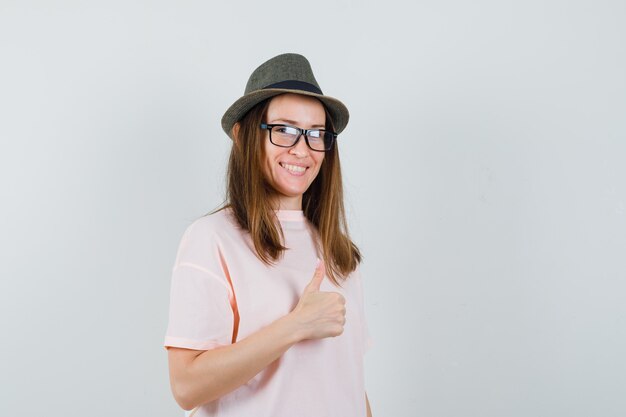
left=289, top=133, right=310, bottom=157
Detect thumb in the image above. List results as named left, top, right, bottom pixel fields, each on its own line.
left=305, top=259, right=326, bottom=292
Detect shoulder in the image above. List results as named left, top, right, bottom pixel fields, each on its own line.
left=175, top=208, right=242, bottom=262
left=183, top=207, right=240, bottom=241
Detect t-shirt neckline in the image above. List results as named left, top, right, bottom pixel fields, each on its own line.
left=274, top=209, right=305, bottom=222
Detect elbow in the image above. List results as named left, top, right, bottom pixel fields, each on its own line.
left=172, top=378, right=221, bottom=411
left=176, top=394, right=196, bottom=412
left=180, top=401, right=196, bottom=412
left=171, top=380, right=197, bottom=411
left=177, top=400, right=195, bottom=412
left=177, top=396, right=195, bottom=412
left=168, top=346, right=217, bottom=410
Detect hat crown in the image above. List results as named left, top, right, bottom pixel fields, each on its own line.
left=221, top=52, right=349, bottom=140
left=244, top=53, right=322, bottom=95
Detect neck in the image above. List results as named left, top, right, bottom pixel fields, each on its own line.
left=271, top=194, right=303, bottom=210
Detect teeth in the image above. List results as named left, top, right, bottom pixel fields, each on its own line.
left=281, top=163, right=306, bottom=173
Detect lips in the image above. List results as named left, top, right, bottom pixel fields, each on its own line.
left=279, top=162, right=308, bottom=173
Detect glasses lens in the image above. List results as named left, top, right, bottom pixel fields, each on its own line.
left=270, top=125, right=299, bottom=147
left=307, top=130, right=335, bottom=151
left=268, top=125, right=336, bottom=151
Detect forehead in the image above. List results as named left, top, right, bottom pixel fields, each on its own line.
left=266, top=93, right=326, bottom=126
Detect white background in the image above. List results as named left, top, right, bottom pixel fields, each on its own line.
left=1, top=1, right=625, bottom=416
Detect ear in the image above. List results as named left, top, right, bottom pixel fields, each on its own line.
left=232, top=122, right=241, bottom=146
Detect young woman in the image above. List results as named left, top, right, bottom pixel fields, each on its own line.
left=164, top=53, right=373, bottom=417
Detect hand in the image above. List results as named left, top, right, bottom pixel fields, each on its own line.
left=290, top=259, right=346, bottom=341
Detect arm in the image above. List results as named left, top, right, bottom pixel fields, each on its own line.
left=366, top=391, right=372, bottom=417
left=167, top=261, right=343, bottom=410
left=168, top=313, right=301, bottom=410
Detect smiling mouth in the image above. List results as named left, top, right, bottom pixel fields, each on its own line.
left=280, top=162, right=308, bottom=173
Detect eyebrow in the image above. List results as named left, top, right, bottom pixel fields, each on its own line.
left=269, top=119, right=326, bottom=129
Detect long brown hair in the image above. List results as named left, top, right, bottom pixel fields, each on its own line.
left=211, top=94, right=361, bottom=287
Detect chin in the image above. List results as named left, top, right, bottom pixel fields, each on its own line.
left=276, top=186, right=308, bottom=197
left=272, top=178, right=312, bottom=195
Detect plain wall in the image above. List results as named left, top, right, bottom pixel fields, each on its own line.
left=1, top=0, right=625, bottom=416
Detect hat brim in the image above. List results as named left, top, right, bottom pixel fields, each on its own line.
left=221, top=89, right=349, bottom=140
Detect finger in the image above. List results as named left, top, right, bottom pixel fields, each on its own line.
left=306, top=258, right=326, bottom=292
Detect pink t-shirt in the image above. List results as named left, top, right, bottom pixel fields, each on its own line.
left=164, top=207, right=372, bottom=417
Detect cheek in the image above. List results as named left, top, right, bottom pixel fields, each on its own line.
left=263, top=147, right=291, bottom=182
left=314, top=154, right=325, bottom=172
left=262, top=145, right=278, bottom=173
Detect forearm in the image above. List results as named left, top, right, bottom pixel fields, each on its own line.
left=366, top=391, right=372, bottom=417
left=179, top=314, right=302, bottom=409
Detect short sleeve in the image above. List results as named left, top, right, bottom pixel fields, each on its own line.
left=163, top=221, right=235, bottom=351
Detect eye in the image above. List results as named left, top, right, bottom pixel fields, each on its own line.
left=276, top=126, right=299, bottom=135
left=308, top=130, right=322, bottom=139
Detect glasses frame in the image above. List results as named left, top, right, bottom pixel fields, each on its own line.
left=260, top=123, right=337, bottom=152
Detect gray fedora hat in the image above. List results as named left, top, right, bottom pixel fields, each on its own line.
left=221, top=53, right=349, bottom=140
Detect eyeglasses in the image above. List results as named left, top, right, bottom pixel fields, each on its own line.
left=260, top=123, right=337, bottom=152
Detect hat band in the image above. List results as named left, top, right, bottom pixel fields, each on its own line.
left=262, top=80, right=323, bottom=95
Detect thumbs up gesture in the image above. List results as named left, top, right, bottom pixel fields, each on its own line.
left=290, top=259, right=347, bottom=341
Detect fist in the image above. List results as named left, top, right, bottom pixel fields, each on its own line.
left=290, top=259, right=346, bottom=341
